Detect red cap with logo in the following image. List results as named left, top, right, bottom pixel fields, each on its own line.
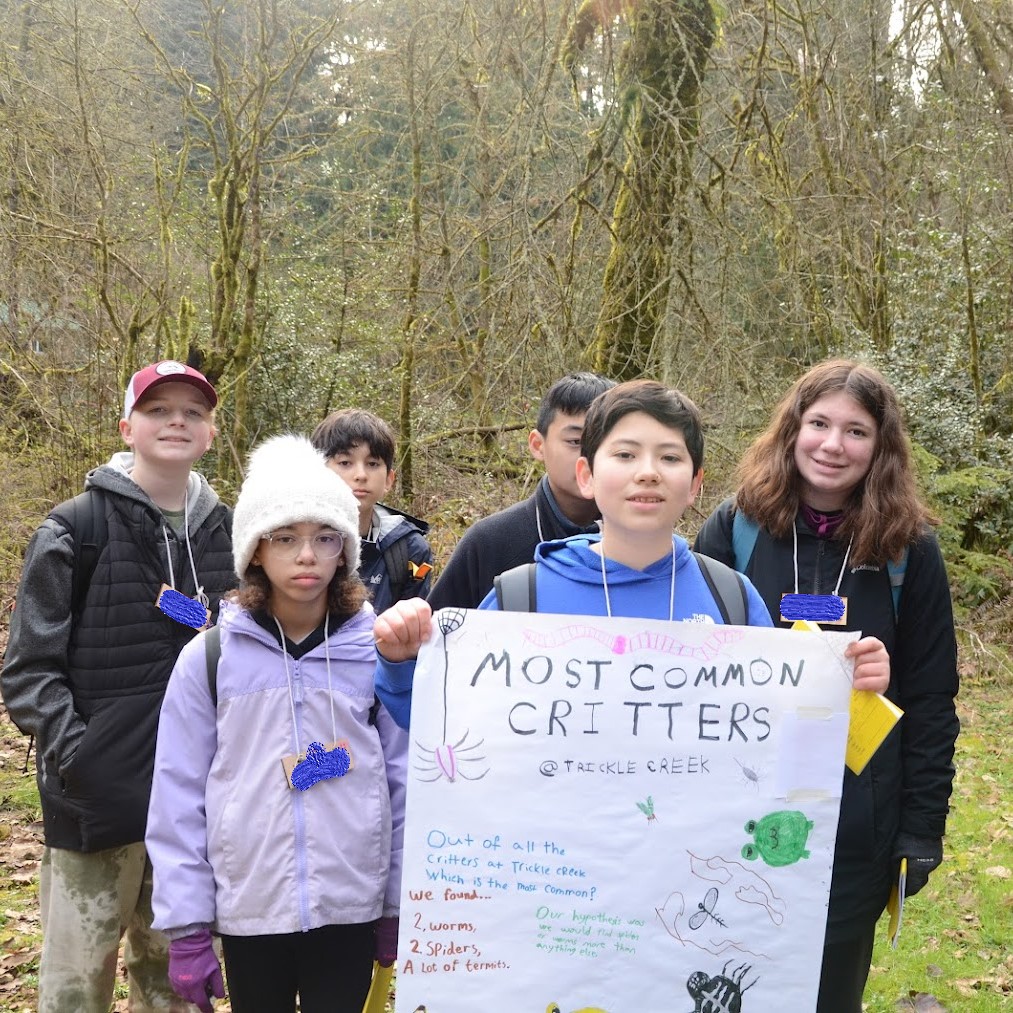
left=122, top=360, right=217, bottom=419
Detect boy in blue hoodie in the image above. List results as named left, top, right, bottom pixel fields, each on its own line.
left=373, top=380, right=892, bottom=728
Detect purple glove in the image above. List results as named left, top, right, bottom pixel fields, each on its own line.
left=168, top=929, right=225, bottom=1013
left=374, top=916, right=399, bottom=967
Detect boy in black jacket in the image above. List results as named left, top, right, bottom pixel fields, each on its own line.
left=427, top=372, right=615, bottom=610
left=1, top=361, right=236, bottom=1012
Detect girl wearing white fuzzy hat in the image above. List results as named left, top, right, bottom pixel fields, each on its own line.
left=145, top=435, right=407, bottom=1013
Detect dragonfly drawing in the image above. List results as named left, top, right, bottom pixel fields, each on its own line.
left=688, top=887, right=726, bottom=930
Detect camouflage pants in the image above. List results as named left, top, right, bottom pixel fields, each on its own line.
left=38, top=842, right=195, bottom=1013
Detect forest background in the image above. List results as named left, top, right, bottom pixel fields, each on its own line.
left=2, top=0, right=1013, bottom=640
left=0, top=0, right=1012, bottom=1008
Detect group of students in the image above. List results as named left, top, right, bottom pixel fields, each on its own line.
left=0, top=358, right=958, bottom=1013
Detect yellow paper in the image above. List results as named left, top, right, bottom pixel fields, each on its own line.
left=789, top=620, right=903, bottom=775
left=790, top=620, right=821, bottom=632
left=846, top=689, right=902, bottom=775
left=362, top=960, right=393, bottom=1013
left=887, top=857, right=907, bottom=947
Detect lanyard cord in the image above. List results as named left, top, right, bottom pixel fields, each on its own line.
left=183, top=502, right=209, bottom=607
left=161, top=495, right=209, bottom=606
left=162, top=526, right=174, bottom=587
left=276, top=613, right=337, bottom=753
left=599, top=536, right=676, bottom=621
left=792, top=523, right=853, bottom=596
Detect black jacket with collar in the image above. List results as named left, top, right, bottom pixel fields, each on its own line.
left=695, top=497, right=959, bottom=941
left=427, top=477, right=600, bottom=611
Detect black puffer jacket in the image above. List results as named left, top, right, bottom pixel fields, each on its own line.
left=1, top=457, right=236, bottom=851
left=695, top=498, right=959, bottom=941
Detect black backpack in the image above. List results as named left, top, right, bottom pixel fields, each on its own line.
left=48, top=489, right=107, bottom=617
left=382, top=535, right=412, bottom=604
left=19, top=491, right=106, bottom=769
left=493, top=553, right=749, bottom=625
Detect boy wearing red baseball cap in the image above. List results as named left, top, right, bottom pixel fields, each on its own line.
left=2, top=360, right=237, bottom=1012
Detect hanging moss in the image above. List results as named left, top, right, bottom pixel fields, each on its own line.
left=565, top=0, right=716, bottom=379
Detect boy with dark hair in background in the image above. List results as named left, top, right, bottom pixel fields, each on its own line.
left=1, top=360, right=236, bottom=1012
left=427, top=371, right=616, bottom=610
left=311, top=407, right=432, bottom=612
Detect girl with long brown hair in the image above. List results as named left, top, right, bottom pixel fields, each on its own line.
left=695, top=359, right=959, bottom=1013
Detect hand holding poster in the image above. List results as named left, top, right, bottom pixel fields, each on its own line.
left=395, top=609, right=857, bottom=1012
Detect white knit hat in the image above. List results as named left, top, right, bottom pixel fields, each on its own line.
left=232, top=434, right=361, bottom=579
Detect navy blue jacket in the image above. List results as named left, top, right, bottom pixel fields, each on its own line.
left=359, top=504, right=432, bottom=612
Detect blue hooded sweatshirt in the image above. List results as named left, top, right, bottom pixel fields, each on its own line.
left=375, top=533, right=772, bottom=728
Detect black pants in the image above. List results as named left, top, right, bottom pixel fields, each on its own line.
left=220, top=922, right=374, bottom=1013
left=816, top=923, right=877, bottom=1013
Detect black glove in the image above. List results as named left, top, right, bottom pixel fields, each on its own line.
left=892, top=832, right=942, bottom=897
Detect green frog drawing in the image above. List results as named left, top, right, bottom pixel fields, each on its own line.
left=741, top=809, right=814, bottom=867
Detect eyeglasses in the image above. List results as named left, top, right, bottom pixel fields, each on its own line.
left=260, top=531, right=344, bottom=560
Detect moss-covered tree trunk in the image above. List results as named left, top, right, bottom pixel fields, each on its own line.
left=128, top=1, right=339, bottom=475
left=570, top=0, right=715, bottom=380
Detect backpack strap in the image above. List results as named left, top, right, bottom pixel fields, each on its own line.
left=730, top=508, right=760, bottom=574
left=493, top=563, right=538, bottom=612
left=22, top=491, right=106, bottom=768
left=49, top=489, right=106, bottom=617
left=693, top=552, right=748, bottom=626
left=204, top=624, right=222, bottom=706
left=382, top=536, right=412, bottom=604
left=886, top=549, right=908, bottom=620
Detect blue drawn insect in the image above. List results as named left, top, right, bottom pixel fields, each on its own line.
left=155, top=586, right=210, bottom=629
left=688, top=887, right=726, bottom=930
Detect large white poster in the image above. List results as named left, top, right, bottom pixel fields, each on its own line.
left=395, top=610, right=856, bottom=1012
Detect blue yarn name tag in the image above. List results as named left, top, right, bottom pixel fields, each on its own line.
left=780, top=593, right=848, bottom=626
left=155, top=584, right=211, bottom=630
left=281, top=740, right=353, bottom=791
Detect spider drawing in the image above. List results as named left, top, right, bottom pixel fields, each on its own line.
left=413, top=731, right=489, bottom=783
left=411, top=609, right=489, bottom=782
left=686, top=961, right=758, bottom=1012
